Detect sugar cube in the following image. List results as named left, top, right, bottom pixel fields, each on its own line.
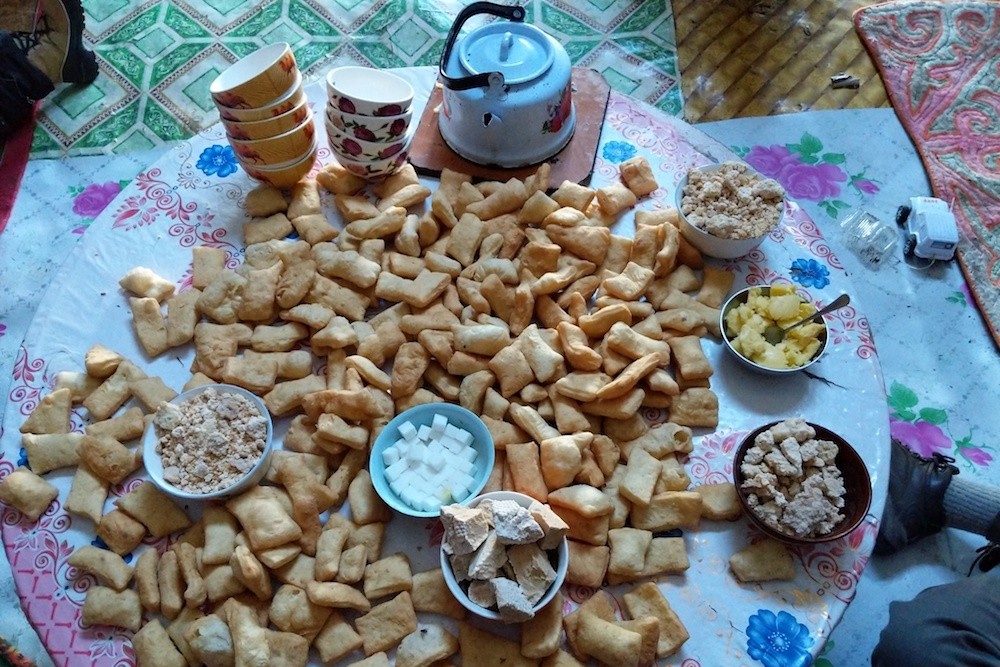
left=406, top=445, right=425, bottom=465
left=384, top=459, right=408, bottom=483
left=440, top=435, right=463, bottom=453
left=453, top=457, right=475, bottom=475
left=398, top=420, right=418, bottom=441
left=446, top=424, right=473, bottom=446
left=427, top=450, right=446, bottom=472
left=430, top=413, right=448, bottom=439
left=382, top=446, right=401, bottom=467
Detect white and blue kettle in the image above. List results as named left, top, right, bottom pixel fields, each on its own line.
left=438, top=2, right=575, bottom=168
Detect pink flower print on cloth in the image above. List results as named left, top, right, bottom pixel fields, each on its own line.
left=887, top=380, right=994, bottom=468
left=72, top=182, right=122, bottom=217
left=746, top=144, right=846, bottom=200
left=737, top=132, right=880, bottom=219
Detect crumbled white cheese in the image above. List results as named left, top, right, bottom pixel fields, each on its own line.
left=153, top=388, right=267, bottom=494
left=740, top=418, right=847, bottom=538
left=491, top=577, right=535, bottom=623
left=440, top=505, right=491, bottom=556
left=680, top=161, right=786, bottom=240
left=441, top=498, right=564, bottom=622
left=484, top=499, right=544, bottom=546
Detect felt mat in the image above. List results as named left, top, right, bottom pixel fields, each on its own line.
left=855, top=0, right=1000, bottom=348
left=30, top=0, right=682, bottom=158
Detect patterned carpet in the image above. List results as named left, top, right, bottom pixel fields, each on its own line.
left=855, top=0, right=1000, bottom=348
left=31, top=0, right=682, bottom=157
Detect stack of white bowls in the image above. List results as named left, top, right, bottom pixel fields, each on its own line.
left=324, top=66, right=415, bottom=180
left=210, top=43, right=317, bottom=188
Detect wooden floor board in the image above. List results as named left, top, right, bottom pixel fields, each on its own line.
left=853, top=73, right=893, bottom=109
left=806, top=31, right=886, bottom=109
left=735, top=4, right=862, bottom=115
left=720, top=20, right=819, bottom=115
left=798, top=25, right=880, bottom=110
left=674, top=0, right=888, bottom=122
left=709, top=2, right=835, bottom=118
left=785, top=14, right=865, bottom=105
left=681, top=6, right=753, bottom=74
left=688, top=21, right=762, bottom=82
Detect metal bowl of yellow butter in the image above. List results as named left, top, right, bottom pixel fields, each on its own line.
left=720, top=285, right=829, bottom=375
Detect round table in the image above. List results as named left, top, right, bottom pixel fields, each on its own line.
left=1, top=68, right=889, bottom=667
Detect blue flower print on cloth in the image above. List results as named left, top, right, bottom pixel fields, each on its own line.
left=602, top=140, right=637, bottom=163
left=746, top=609, right=815, bottom=667
left=196, top=145, right=238, bottom=178
left=789, top=258, right=830, bottom=289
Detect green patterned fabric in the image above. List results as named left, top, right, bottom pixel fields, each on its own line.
left=33, top=0, right=680, bottom=157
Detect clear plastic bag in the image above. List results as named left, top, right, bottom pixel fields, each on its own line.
left=838, top=209, right=899, bottom=269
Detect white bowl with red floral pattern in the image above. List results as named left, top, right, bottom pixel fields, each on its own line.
left=325, top=65, right=414, bottom=117
left=325, top=103, right=412, bottom=144
left=333, top=145, right=412, bottom=181
left=325, top=119, right=412, bottom=163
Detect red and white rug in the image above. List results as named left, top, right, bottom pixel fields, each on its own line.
left=855, top=0, right=1000, bottom=347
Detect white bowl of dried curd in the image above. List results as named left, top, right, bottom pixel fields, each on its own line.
left=676, top=162, right=787, bottom=259
left=142, top=383, right=274, bottom=501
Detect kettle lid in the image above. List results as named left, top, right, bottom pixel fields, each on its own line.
left=458, top=23, right=554, bottom=85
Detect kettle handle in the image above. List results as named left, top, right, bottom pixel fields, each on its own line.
left=439, top=2, right=526, bottom=91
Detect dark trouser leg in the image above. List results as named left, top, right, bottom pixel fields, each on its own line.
left=0, top=29, right=54, bottom=140
left=872, top=574, right=1000, bottom=667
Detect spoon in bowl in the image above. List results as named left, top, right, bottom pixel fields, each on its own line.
left=763, top=293, right=851, bottom=345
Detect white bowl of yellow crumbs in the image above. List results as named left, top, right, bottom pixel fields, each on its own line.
left=142, top=383, right=274, bottom=501
left=720, top=285, right=828, bottom=374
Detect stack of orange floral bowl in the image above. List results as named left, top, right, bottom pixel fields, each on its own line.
left=210, top=43, right=317, bottom=188
left=324, top=66, right=415, bottom=180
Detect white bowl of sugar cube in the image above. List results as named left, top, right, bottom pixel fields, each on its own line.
left=369, top=403, right=495, bottom=518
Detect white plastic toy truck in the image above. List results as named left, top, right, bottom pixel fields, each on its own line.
left=895, top=196, right=959, bottom=261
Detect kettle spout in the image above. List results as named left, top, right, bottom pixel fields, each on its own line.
left=482, top=112, right=502, bottom=128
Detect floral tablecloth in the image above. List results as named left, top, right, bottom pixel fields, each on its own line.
left=2, top=70, right=895, bottom=667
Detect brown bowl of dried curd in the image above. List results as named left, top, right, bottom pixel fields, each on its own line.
left=733, top=418, right=872, bottom=545
left=142, top=383, right=274, bottom=501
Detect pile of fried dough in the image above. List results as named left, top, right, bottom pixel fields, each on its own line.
left=2, top=156, right=801, bottom=667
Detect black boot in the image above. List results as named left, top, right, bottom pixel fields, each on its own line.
left=874, top=440, right=959, bottom=556
left=10, top=0, right=97, bottom=85
left=0, top=29, right=55, bottom=140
